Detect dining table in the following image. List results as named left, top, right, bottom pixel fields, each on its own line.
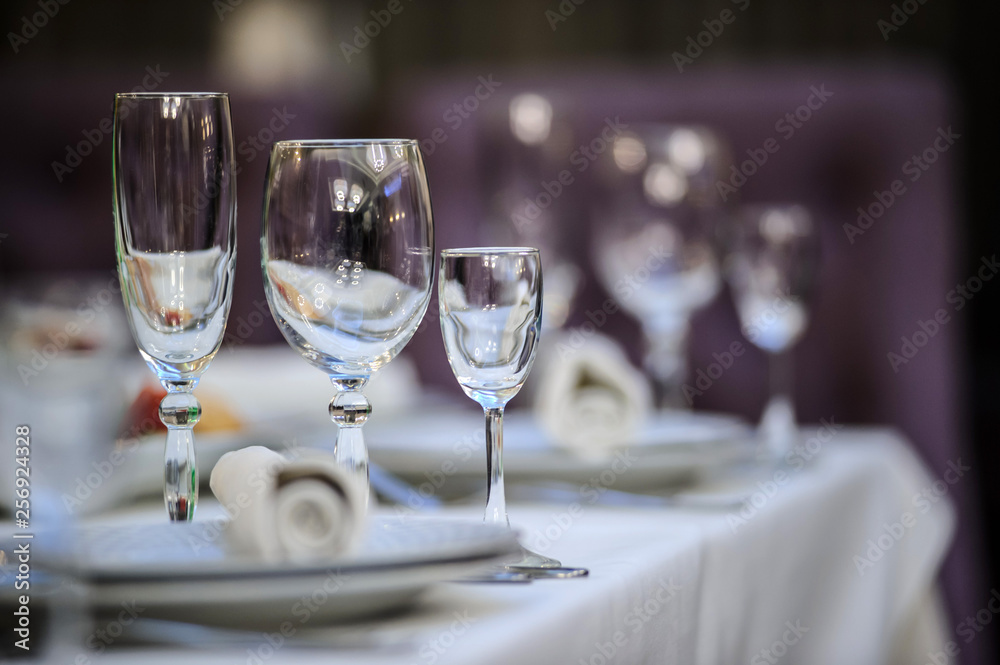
left=66, top=425, right=954, bottom=665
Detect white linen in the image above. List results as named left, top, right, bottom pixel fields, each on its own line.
left=209, top=446, right=367, bottom=562
left=99, top=427, right=954, bottom=665
left=533, top=331, right=652, bottom=456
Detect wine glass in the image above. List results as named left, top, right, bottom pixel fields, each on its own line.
left=113, top=92, right=237, bottom=521
left=592, top=124, right=727, bottom=407
left=727, top=204, right=818, bottom=457
left=261, top=140, right=434, bottom=497
left=439, top=247, right=587, bottom=578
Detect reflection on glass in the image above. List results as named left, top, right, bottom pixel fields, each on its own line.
left=266, top=261, right=428, bottom=374
left=121, top=248, right=232, bottom=379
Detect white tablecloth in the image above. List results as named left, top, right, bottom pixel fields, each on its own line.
left=93, top=427, right=954, bottom=665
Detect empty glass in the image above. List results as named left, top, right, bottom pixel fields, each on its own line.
left=592, top=124, right=727, bottom=407
left=439, top=247, right=587, bottom=578
left=113, top=92, right=237, bottom=521
left=727, top=204, right=818, bottom=457
left=261, top=140, right=434, bottom=497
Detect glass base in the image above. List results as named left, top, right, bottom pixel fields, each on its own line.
left=757, top=393, right=797, bottom=459
left=503, top=544, right=589, bottom=579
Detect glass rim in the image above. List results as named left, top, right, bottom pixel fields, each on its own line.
left=273, top=139, right=419, bottom=149
left=115, top=92, right=229, bottom=99
left=441, top=247, right=539, bottom=258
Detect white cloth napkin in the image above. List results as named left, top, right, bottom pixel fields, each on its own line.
left=533, top=331, right=652, bottom=456
left=209, top=446, right=367, bottom=562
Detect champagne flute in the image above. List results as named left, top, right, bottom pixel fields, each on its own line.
left=261, top=140, right=434, bottom=497
left=113, top=92, right=237, bottom=521
left=727, top=204, right=818, bottom=457
left=439, top=247, right=587, bottom=578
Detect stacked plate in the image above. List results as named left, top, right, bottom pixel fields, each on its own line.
left=10, top=516, right=519, bottom=626
left=367, top=407, right=754, bottom=494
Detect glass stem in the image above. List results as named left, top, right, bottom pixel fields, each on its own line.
left=643, top=318, right=690, bottom=409
left=760, top=349, right=796, bottom=457
left=484, top=406, right=510, bottom=528
left=159, top=382, right=200, bottom=522
left=770, top=348, right=793, bottom=406
left=329, top=379, right=372, bottom=506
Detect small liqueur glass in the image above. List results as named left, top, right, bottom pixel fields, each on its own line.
left=439, top=247, right=587, bottom=578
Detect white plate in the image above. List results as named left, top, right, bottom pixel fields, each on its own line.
left=366, top=408, right=755, bottom=492
left=56, top=517, right=519, bottom=625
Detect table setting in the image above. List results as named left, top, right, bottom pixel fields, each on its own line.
left=0, top=91, right=957, bottom=664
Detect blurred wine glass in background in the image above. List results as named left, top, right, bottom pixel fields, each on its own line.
left=592, top=124, right=728, bottom=408
left=478, top=92, right=582, bottom=331
left=727, top=204, right=818, bottom=457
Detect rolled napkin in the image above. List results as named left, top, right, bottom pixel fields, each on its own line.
left=533, top=331, right=653, bottom=457
left=210, top=446, right=367, bottom=563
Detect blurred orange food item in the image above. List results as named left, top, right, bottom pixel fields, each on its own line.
left=118, top=385, right=243, bottom=441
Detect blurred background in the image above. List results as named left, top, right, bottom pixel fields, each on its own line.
left=0, top=0, right=995, bottom=662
